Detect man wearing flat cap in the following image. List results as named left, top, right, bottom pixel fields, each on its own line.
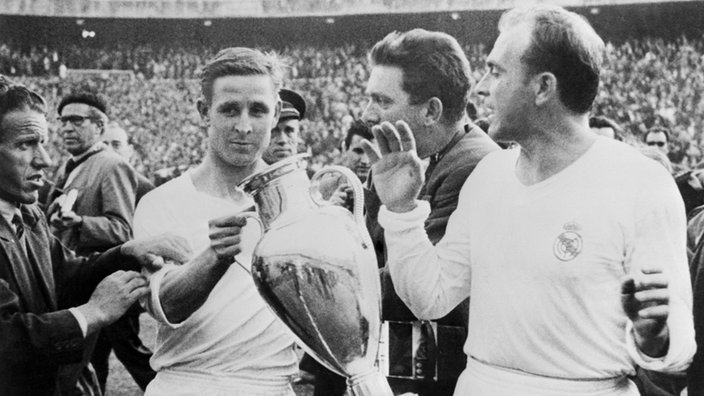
left=263, top=88, right=306, bottom=164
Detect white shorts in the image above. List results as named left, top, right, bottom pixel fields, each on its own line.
left=454, top=358, right=639, bottom=396
left=145, top=369, right=295, bottom=396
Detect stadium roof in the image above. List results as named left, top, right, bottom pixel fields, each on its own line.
left=0, top=0, right=700, bottom=18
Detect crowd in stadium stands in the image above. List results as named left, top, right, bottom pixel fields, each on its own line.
left=1, top=35, right=704, bottom=182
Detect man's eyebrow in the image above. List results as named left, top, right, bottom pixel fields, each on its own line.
left=250, top=101, right=272, bottom=111
left=369, top=92, right=390, bottom=101
left=486, top=60, right=499, bottom=69
left=216, top=101, right=238, bottom=108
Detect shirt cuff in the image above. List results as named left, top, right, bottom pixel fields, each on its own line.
left=143, top=264, right=185, bottom=329
left=625, top=320, right=675, bottom=371
left=378, top=200, right=431, bottom=231
left=68, top=307, right=88, bottom=338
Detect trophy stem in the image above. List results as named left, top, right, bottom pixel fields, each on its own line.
left=346, top=370, right=393, bottom=396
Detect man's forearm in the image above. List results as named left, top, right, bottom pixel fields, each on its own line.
left=158, top=248, right=229, bottom=323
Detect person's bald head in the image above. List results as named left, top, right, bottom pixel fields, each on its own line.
left=102, top=123, right=133, bottom=159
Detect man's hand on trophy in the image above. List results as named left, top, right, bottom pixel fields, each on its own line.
left=207, top=214, right=249, bottom=265
left=121, top=233, right=193, bottom=272
left=361, top=120, right=424, bottom=213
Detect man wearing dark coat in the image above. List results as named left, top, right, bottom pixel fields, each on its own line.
left=0, top=77, right=189, bottom=395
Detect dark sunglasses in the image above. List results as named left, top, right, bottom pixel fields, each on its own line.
left=57, top=115, right=98, bottom=127
left=646, top=141, right=666, bottom=147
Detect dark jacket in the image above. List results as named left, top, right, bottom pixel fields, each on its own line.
left=50, top=146, right=138, bottom=255
left=0, top=204, right=138, bottom=395
left=366, top=124, right=499, bottom=387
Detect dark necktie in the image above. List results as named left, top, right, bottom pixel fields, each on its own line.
left=11, top=212, right=30, bottom=258
left=11, top=213, right=24, bottom=240
left=427, top=154, right=439, bottom=178
left=64, top=158, right=78, bottom=176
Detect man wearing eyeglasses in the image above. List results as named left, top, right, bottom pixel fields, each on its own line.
left=48, top=92, right=138, bottom=258
left=644, top=127, right=671, bottom=156
left=644, top=126, right=690, bottom=176
left=46, top=92, right=151, bottom=393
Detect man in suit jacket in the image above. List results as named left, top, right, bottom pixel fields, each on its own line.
left=0, top=78, right=190, bottom=395
left=47, top=92, right=151, bottom=392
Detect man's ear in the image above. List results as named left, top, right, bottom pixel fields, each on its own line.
left=423, top=97, right=443, bottom=126
left=196, top=98, right=209, bottom=123
left=96, top=112, right=107, bottom=134
left=534, top=72, right=557, bottom=106
left=272, top=98, right=282, bottom=126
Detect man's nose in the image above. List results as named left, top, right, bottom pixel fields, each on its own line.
left=33, top=144, right=53, bottom=169
left=235, top=114, right=253, bottom=134
left=474, top=74, right=490, bottom=97
left=361, top=102, right=378, bottom=125
left=271, top=132, right=286, bottom=144
left=60, top=123, right=74, bottom=135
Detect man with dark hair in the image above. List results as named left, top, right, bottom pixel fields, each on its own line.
left=263, top=88, right=306, bottom=164
left=361, top=28, right=499, bottom=396
left=645, top=126, right=688, bottom=176
left=341, top=120, right=375, bottom=184
left=644, top=126, right=671, bottom=155
left=0, top=77, right=190, bottom=395
left=133, top=47, right=297, bottom=395
left=45, top=90, right=152, bottom=392
left=363, top=6, right=694, bottom=395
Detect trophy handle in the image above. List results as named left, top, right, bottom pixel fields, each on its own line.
left=310, top=166, right=365, bottom=226
left=233, top=211, right=264, bottom=275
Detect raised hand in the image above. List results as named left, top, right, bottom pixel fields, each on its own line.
left=621, top=269, right=670, bottom=357
left=361, top=120, right=424, bottom=213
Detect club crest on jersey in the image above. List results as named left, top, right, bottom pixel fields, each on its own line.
left=553, top=221, right=582, bottom=262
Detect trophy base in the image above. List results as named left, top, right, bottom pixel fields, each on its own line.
left=347, top=370, right=394, bottom=396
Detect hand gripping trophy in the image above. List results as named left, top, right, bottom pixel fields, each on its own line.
left=239, top=154, right=393, bottom=395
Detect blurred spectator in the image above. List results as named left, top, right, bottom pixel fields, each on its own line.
left=102, top=122, right=155, bottom=203
left=262, top=88, right=307, bottom=164
left=644, top=126, right=671, bottom=155
left=339, top=119, right=374, bottom=183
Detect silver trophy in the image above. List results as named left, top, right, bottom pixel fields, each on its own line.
left=239, top=154, right=393, bottom=395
